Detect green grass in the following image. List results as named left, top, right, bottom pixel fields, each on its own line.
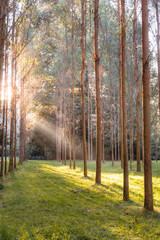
left=0, top=160, right=160, bottom=240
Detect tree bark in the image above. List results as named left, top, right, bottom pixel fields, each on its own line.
left=66, top=26, right=72, bottom=168
left=14, top=25, right=18, bottom=169
left=94, top=0, right=101, bottom=184
left=9, top=0, right=16, bottom=172
left=0, top=0, right=6, bottom=103
left=121, top=0, right=129, bottom=200
left=4, top=5, right=8, bottom=174
left=80, top=0, right=87, bottom=177
left=72, top=0, right=76, bottom=169
left=133, top=0, right=141, bottom=172
left=118, top=0, right=124, bottom=168
left=141, top=0, right=153, bottom=211
left=155, top=0, right=160, bottom=112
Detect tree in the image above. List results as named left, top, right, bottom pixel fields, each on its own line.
left=141, top=0, right=153, bottom=211
left=80, top=0, right=87, bottom=177
left=72, top=0, right=76, bottom=169
left=121, top=0, right=129, bottom=200
left=133, top=0, right=141, bottom=172
left=9, top=0, right=16, bottom=172
left=155, top=0, right=160, bottom=112
left=94, top=0, right=101, bottom=184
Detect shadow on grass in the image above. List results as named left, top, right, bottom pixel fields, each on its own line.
left=1, top=160, right=159, bottom=240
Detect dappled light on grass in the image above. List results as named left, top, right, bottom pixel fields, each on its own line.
left=0, top=160, right=160, bottom=239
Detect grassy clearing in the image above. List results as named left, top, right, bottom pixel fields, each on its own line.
left=0, top=160, right=160, bottom=240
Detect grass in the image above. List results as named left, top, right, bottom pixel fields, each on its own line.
left=0, top=160, right=160, bottom=240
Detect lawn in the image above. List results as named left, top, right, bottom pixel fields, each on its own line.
left=0, top=160, right=160, bottom=240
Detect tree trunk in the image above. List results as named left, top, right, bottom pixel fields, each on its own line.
left=1, top=100, right=5, bottom=177
left=90, top=76, right=93, bottom=161
left=80, top=0, right=87, bottom=177
left=66, top=26, right=72, bottom=168
left=14, top=26, right=18, bottom=169
left=94, top=0, right=101, bottom=184
left=155, top=0, right=160, bottom=112
left=133, top=0, right=141, bottom=172
left=141, top=0, right=153, bottom=211
left=88, top=71, right=91, bottom=161
left=19, top=76, right=25, bottom=164
left=9, top=0, right=16, bottom=172
left=121, top=0, right=129, bottom=200
left=72, top=0, right=76, bottom=169
left=118, top=0, right=124, bottom=169
left=4, top=6, right=8, bottom=174
left=100, top=70, right=105, bottom=164
left=0, top=0, right=6, bottom=103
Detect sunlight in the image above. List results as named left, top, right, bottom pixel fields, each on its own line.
left=1, top=85, right=12, bottom=102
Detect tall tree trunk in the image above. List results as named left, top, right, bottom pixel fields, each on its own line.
left=14, top=26, right=18, bottom=169
left=141, top=0, right=153, bottom=211
left=0, top=0, right=6, bottom=104
left=100, top=69, right=104, bottom=164
left=19, top=76, right=25, bottom=164
left=9, top=0, right=16, bottom=172
left=4, top=5, right=8, bottom=174
left=90, top=76, right=93, bottom=161
left=121, top=0, right=129, bottom=200
left=94, top=0, right=101, bottom=184
left=118, top=0, right=124, bottom=169
left=129, top=67, right=134, bottom=170
left=72, top=0, right=76, bottom=169
left=133, top=0, right=141, bottom=172
left=88, top=70, right=91, bottom=161
left=66, top=26, right=72, bottom=168
left=5, top=100, right=8, bottom=174
left=80, top=0, right=87, bottom=177
left=1, top=100, right=5, bottom=177
left=0, top=0, right=6, bottom=177
left=114, top=91, right=117, bottom=162
left=155, top=0, right=160, bottom=112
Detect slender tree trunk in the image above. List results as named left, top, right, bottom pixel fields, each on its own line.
left=133, top=0, right=141, bottom=172
left=5, top=100, right=8, bottom=174
left=155, top=0, right=160, bottom=112
left=19, top=76, right=25, bottom=164
left=4, top=7, right=8, bottom=174
left=141, top=0, right=153, bottom=211
left=14, top=26, right=18, bottom=169
left=0, top=0, right=6, bottom=177
left=100, top=71, right=105, bottom=164
left=90, top=76, right=93, bottom=161
left=117, top=112, right=120, bottom=161
left=88, top=71, right=91, bottom=161
left=111, top=115, right=114, bottom=166
left=56, top=90, right=58, bottom=161
left=129, top=69, right=134, bottom=170
left=80, top=0, right=87, bottom=177
left=101, top=97, right=104, bottom=164
left=121, top=0, right=129, bottom=200
left=0, top=0, right=6, bottom=104
left=66, top=27, right=72, bottom=168
left=72, top=0, right=76, bottom=169
left=114, top=91, right=117, bottom=162
left=94, top=0, right=101, bottom=184
left=118, top=0, right=124, bottom=169
left=1, top=101, right=5, bottom=177
left=9, top=0, right=16, bottom=172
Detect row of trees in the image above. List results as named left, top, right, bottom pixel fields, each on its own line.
left=0, top=0, right=36, bottom=176
left=0, top=0, right=159, bottom=212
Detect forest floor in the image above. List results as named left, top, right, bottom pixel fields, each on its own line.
left=0, top=160, right=160, bottom=240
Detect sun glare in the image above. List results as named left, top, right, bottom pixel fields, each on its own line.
left=1, top=85, right=12, bottom=102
